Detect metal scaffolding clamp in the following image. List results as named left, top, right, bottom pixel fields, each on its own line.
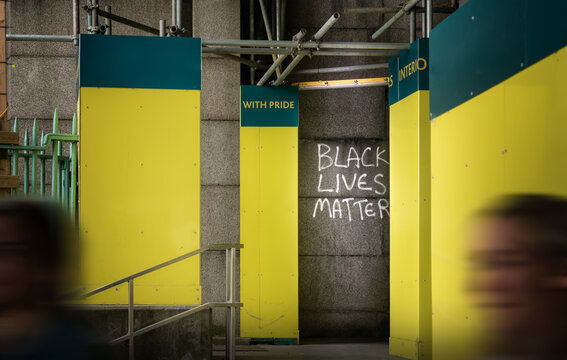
left=83, top=3, right=99, bottom=12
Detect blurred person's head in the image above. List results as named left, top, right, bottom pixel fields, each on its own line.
left=469, top=194, right=567, bottom=358
left=0, top=199, right=73, bottom=311
left=0, top=199, right=105, bottom=359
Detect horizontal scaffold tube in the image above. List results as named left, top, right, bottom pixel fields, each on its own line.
left=202, top=39, right=409, bottom=50
left=292, top=63, right=388, bottom=75
left=5, top=35, right=409, bottom=53
left=6, top=34, right=75, bottom=42
left=203, top=47, right=399, bottom=57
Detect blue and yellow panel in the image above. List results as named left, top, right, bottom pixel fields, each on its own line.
left=77, top=35, right=202, bottom=305
left=430, top=1, right=567, bottom=359
left=388, top=39, right=431, bottom=360
left=240, top=85, right=299, bottom=341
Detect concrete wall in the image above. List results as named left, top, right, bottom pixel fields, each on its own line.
left=193, top=0, right=242, bottom=337
left=284, top=0, right=391, bottom=338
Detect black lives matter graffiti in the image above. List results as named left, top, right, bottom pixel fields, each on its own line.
left=313, top=143, right=390, bottom=221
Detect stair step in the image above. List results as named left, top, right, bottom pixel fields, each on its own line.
left=213, top=337, right=251, bottom=345
left=0, top=175, right=18, bottom=189
left=212, top=344, right=268, bottom=352
left=0, top=131, right=18, bottom=145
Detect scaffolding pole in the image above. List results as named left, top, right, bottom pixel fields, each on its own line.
left=273, top=13, right=340, bottom=86
left=96, top=9, right=160, bottom=35
left=5, top=34, right=401, bottom=59
left=202, top=39, right=409, bottom=50
left=258, top=0, right=281, bottom=77
left=250, top=0, right=256, bottom=84
left=371, top=0, right=421, bottom=40
left=292, top=63, right=388, bottom=75
left=72, top=0, right=80, bottom=45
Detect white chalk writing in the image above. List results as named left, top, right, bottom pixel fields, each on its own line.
left=313, top=144, right=390, bottom=221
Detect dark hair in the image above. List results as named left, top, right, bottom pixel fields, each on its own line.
left=481, top=194, right=567, bottom=261
left=0, top=199, right=72, bottom=269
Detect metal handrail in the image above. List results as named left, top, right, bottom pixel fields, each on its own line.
left=108, top=302, right=243, bottom=345
left=81, top=244, right=240, bottom=297
left=81, top=243, right=243, bottom=360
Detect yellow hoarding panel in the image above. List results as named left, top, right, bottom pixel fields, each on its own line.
left=79, top=87, right=201, bottom=305
left=390, top=90, right=431, bottom=360
left=431, top=46, right=567, bottom=360
left=240, top=126, right=299, bottom=339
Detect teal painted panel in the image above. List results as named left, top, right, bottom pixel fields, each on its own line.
left=240, top=86, right=299, bottom=127
left=525, top=0, right=567, bottom=66
left=388, top=39, right=429, bottom=107
left=430, top=0, right=567, bottom=119
left=78, top=35, right=201, bottom=90
left=388, top=56, right=399, bottom=106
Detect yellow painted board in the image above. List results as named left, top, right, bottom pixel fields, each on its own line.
left=389, top=337, right=419, bottom=360
left=430, top=46, right=567, bottom=360
left=78, top=87, right=201, bottom=305
left=389, top=90, right=431, bottom=360
left=240, top=127, right=262, bottom=330
left=240, top=126, right=299, bottom=339
left=258, top=127, right=298, bottom=338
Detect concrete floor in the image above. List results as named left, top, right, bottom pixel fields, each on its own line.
left=213, top=339, right=407, bottom=360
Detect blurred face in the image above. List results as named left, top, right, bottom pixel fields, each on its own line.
left=0, top=215, right=39, bottom=308
left=468, top=218, right=546, bottom=338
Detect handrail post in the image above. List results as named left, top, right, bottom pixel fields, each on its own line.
left=230, top=247, right=236, bottom=360
left=225, top=248, right=236, bottom=360
left=128, top=279, right=134, bottom=360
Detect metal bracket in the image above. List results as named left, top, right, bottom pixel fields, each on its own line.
left=166, top=25, right=186, bottom=36
left=402, top=1, right=411, bottom=14
left=83, top=3, right=99, bottom=12
left=307, top=40, right=321, bottom=59
left=314, top=39, right=322, bottom=51
left=290, top=39, right=303, bottom=59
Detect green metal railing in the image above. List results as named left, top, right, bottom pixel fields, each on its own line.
left=0, top=109, right=79, bottom=220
